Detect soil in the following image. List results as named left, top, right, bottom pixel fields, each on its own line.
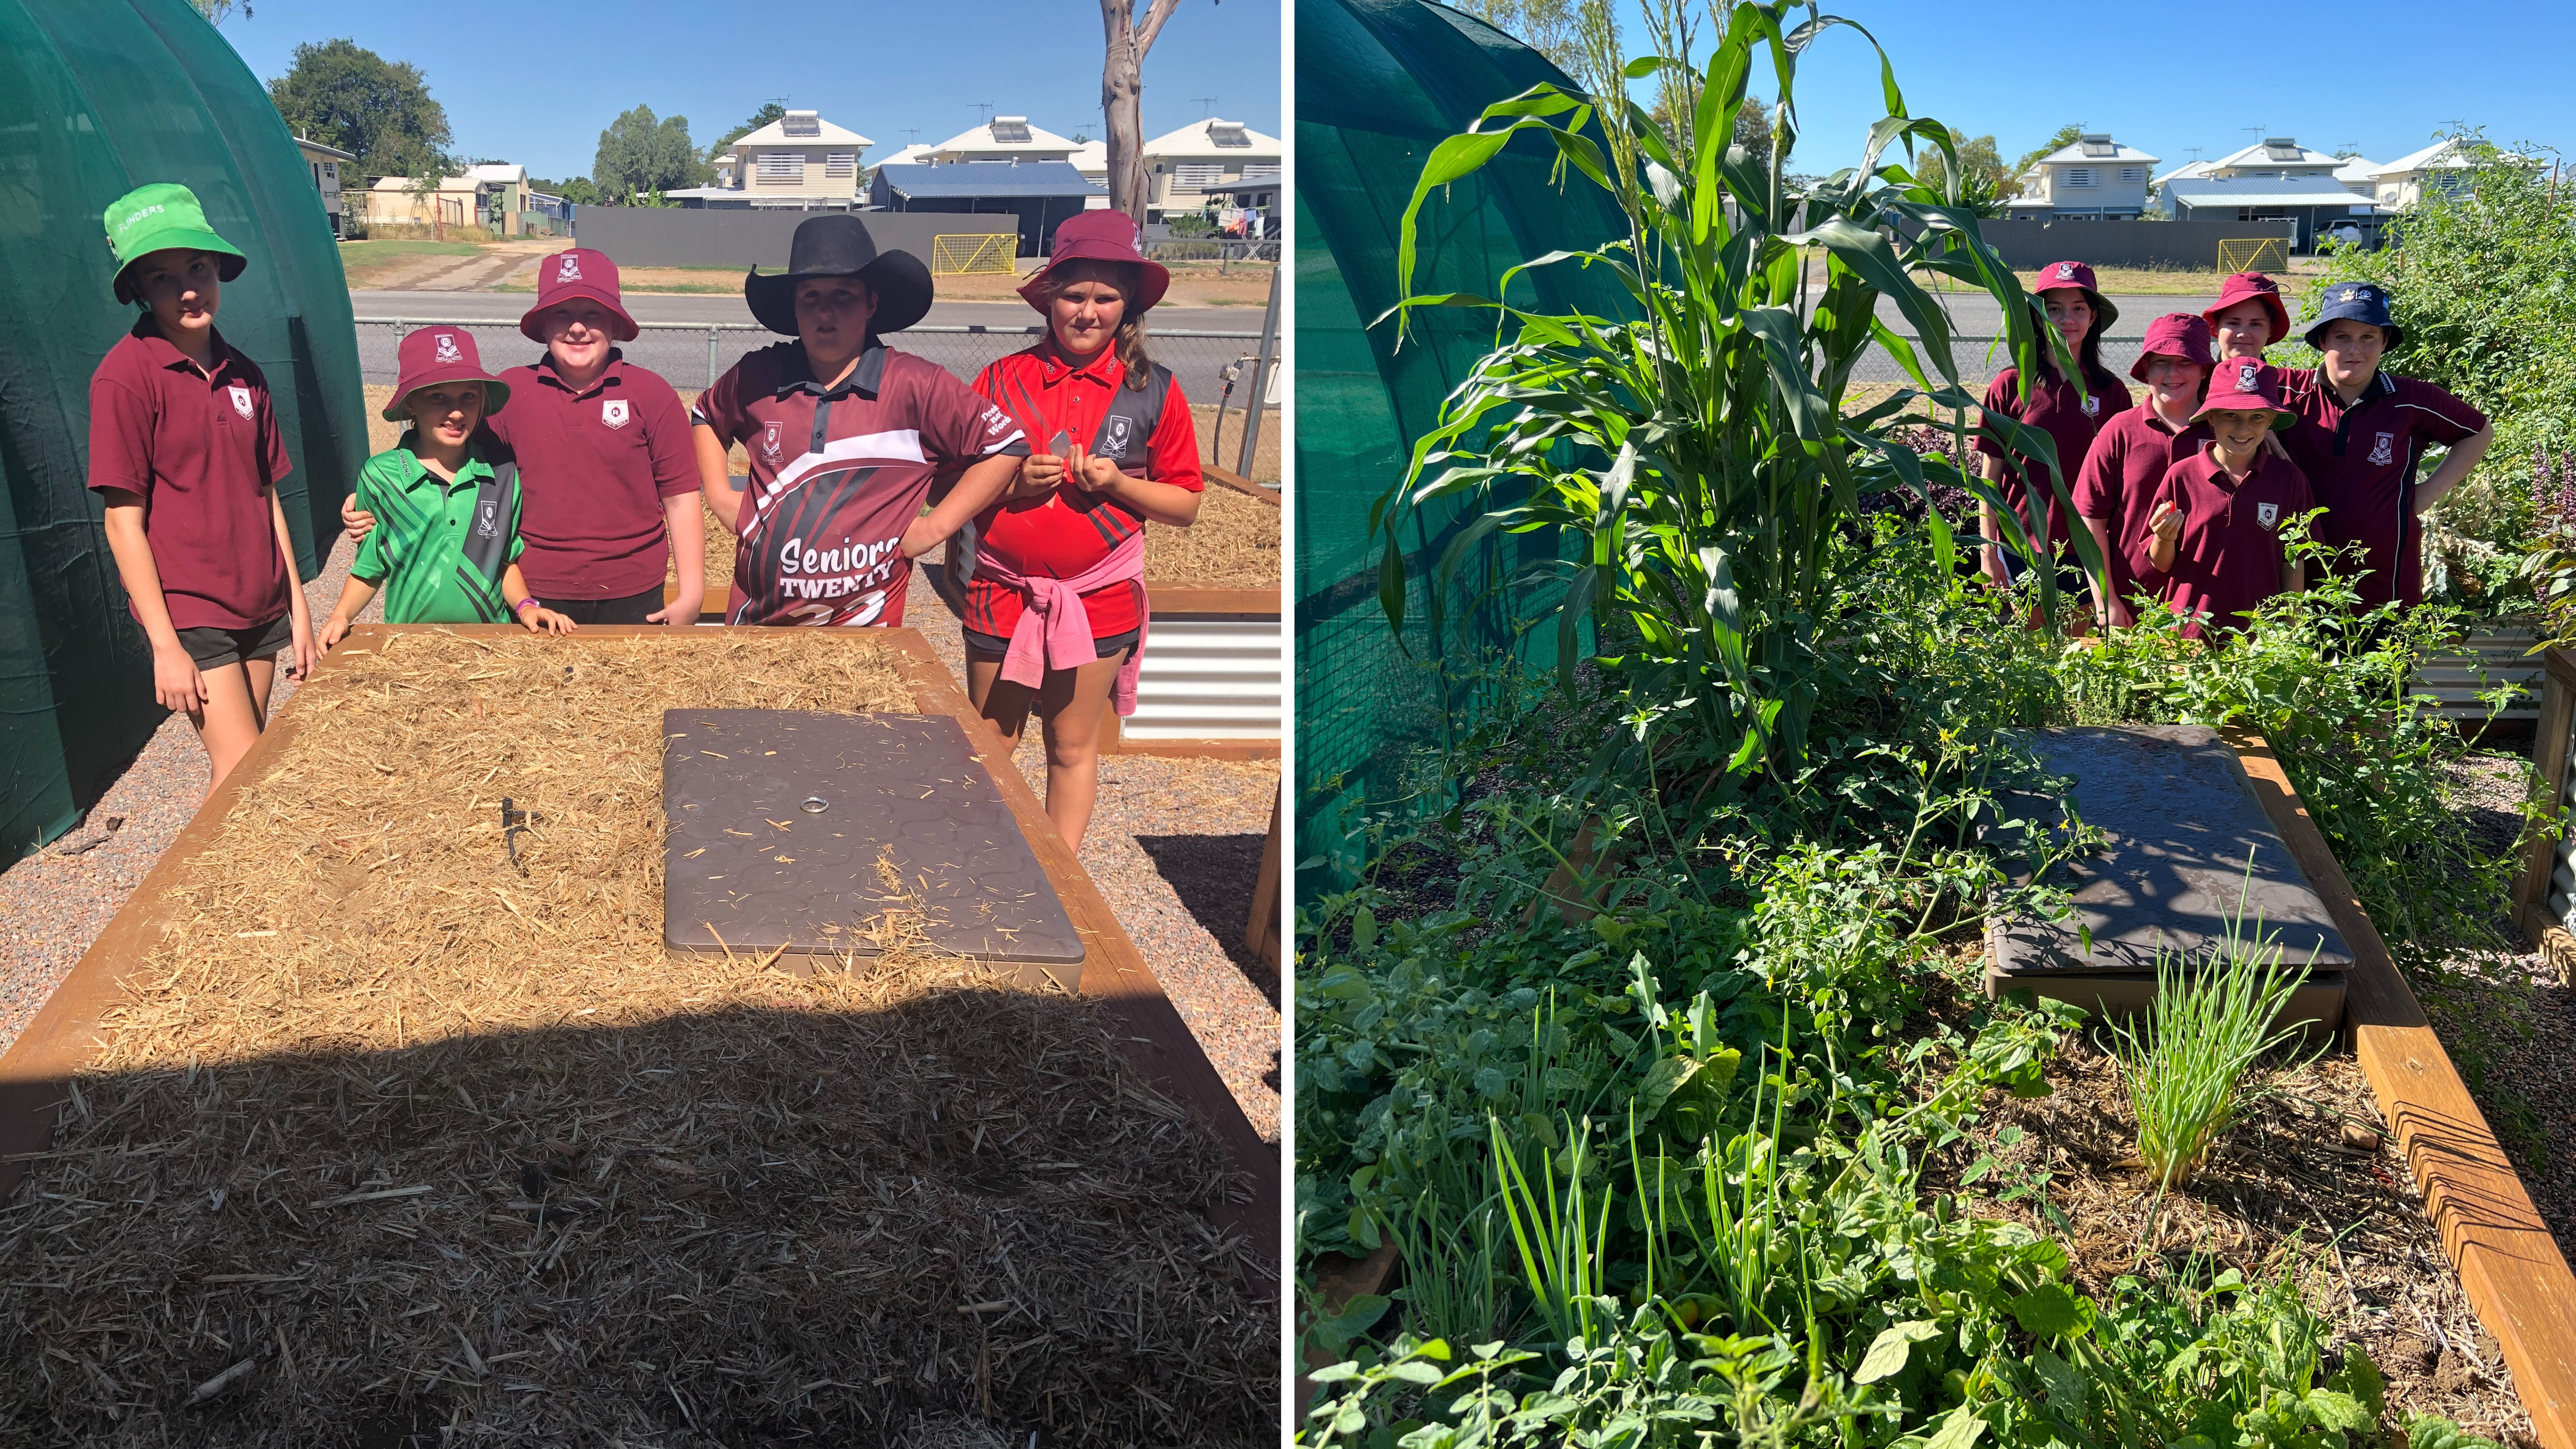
left=1910, top=918, right=2534, bottom=1445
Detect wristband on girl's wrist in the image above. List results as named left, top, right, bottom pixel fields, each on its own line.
left=513, top=597, right=540, bottom=616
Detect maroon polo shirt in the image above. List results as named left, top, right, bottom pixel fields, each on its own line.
left=486, top=352, right=697, bottom=599
left=692, top=342, right=1027, bottom=627
left=2279, top=367, right=2486, bottom=609
left=1976, top=362, right=2131, bottom=552
left=2074, top=403, right=2209, bottom=612
left=86, top=316, right=292, bottom=631
left=2143, top=444, right=2316, bottom=639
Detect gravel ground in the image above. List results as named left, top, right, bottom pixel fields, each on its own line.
left=0, top=538, right=1280, bottom=1151
left=2418, top=746, right=2576, bottom=1265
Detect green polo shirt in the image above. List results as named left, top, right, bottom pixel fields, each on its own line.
left=350, top=436, right=526, bottom=624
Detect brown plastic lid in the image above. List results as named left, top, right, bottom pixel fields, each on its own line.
left=663, top=710, right=1086, bottom=971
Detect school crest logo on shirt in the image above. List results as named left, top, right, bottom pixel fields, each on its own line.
left=556, top=254, right=583, bottom=283
left=601, top=399, right=631, bottom=430
left=227, top=384, right=252, bottom=419
left=2256, top=501, right=2281, bottom=531
left=475, top=499, right=500, bottom=540
left=2369, top=431, right=2395, bottom=466
left=1103, top=414, right=1134, bottom=456
left=762, top=420, right=784, bottom=460
left=434, top=332, right=463, bottom=364
left=2080, top=395, right=2100, bottom=417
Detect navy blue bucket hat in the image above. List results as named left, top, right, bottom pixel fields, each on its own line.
left=2304, top=281, right=2402, bottom=351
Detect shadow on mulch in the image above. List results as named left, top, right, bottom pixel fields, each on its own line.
left=1136, top=833, right=1275, bottom=1006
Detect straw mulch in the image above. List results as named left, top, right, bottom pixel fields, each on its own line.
left=0, top=631, right=1273, bottom=1446
left=1147, top=486, right=1280, bottom=588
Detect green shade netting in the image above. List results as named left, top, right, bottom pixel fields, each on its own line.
left=0, top=0, right=367, bottom=859
left=1293, top=0, right=1632, bottom=895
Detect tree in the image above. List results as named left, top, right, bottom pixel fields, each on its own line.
left=189, top=0, right=250, bottom=24
left=2009, top=123, right=2086, bottom=190
left=708, top=102, right=788, bottom=167
left=1099, top=0, right=1198, bottom=225
left=593, top=105, right=708, bottom=205
left=1453, top=0, right=1577, bottom=71
left=1918, top=128, right=2009, bottom=213
left=529, top=177, right=603, bottom=207
left=267, top=38, right=451, bottom=181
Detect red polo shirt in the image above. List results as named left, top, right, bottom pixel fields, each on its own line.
left=86, top=316, right=292, bottom=630
left=965, top=344, right=1204, bottom=639
left=2074, top=404, right=2209, bottom=613
left=1976, top=362, right=2131, bottom=552
left=486, top=352, right=697, bottom=600
left=2279, top=367, right=2486, bottom=609
left=2142, top=444, right=2316, bottom=639
left=692, top=342, right=1026, bottom=627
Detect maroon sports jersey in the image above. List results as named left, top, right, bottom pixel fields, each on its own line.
left=692, top=343, right=1027, bottom=627
left=487, top=352, right=697, bottom=599
left=1976, top=362, right=2131, bottom=551
left=2278, top=368, right=2486, bottom=609
left=86, top=316, right=293, bottom=630
left=2142, top=444, right=2316, bottom=639
left=2074, top=404, right=2209, bottom=612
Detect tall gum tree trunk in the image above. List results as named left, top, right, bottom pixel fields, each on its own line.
left=1100, top=0, right=1191, bottom=226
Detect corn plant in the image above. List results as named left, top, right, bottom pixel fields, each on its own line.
left=1372, top=0, right=2103, bottom=787
left=2108, top=881, right=2321, bottom=1188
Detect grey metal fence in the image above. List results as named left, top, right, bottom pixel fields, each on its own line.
left=350, top=318, right=1273, bottom=397
left=1849, top=335, right=2146, bottom=389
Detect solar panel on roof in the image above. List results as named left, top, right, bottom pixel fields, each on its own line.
left=991, top=120, right=1031, bottom=143
left=1211, top=124, right=1249, bottom=147
left=2080, top=140, right=2114, bottom=157
left=783, top=113, right=821, bottom=137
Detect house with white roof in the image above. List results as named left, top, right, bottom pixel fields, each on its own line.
left=2333, top=155, right=2382, bottom=198
left=2371, top=139, right=2480, bottom=210
left=1141, top=118, right=1281, bottom=222
left=684, top=109, right=875, bottom=209
left=361, top=163, right=540, bottom=234
left=930, top=116, right=1081, bottom=164
left=2007, top=133, right=2158, bottom=220
left=879, top=142, right=937, bottom=167
left=2191, top=137, right=2346, bottom=182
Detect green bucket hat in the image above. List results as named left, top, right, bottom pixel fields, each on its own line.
left=104, top=183, right=247, bottom=305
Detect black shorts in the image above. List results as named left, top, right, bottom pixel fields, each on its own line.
left=176, top=613, right=293, bottom=670
left=537, top=585, right=667, bottom=626
left=962, top=625, right=1140, bottom=661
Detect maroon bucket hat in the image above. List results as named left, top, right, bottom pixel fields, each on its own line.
left=518, top=248, right=639, bottom=343
left=2031, top=258, right=2119, bottom=331
left=2131, top=313, right=2216, bottom=381
left=384, top=326, right=511, bottom=420
left=2201, top=272, right=2292, bottom=350
left=2188, top=356, right=2295, bottom=430
left=1019, top=210, right=1171, bottom=314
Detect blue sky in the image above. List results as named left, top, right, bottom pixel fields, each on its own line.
left=1608, top=0, right=2574, bottom=173
left=213, top=0, right=1282, bottom=182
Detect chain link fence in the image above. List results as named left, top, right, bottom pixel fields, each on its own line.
left=350, top=318, right=1272, bottom=399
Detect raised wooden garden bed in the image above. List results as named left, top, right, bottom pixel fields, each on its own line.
left=0, top=627, right=1276, bottom=1443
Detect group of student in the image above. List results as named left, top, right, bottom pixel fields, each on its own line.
left=1971, top=258, right=2494, bottom=635
left=88, top=183, right=1204, bottom=848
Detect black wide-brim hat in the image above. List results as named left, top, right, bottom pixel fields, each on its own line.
left=744, top=214, right=934, bottom=338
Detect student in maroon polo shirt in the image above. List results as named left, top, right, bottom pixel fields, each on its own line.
left=345, top=250, right=703, bottom=624
left=2074, top=313, right=2214, bottom=627
left=2278, top=281, right=2495, bottom=609
left=87, top=183, right=316, bottom=798
left=689, top=215, right=1027, bottom=629
left=967, top=211, right=1206, bottom=848
left=1976, top=260, right=2131, bottom=596
left=2140, top=360, right=2316, bottom=639
left=2203, top=271, right=2292, bottom=369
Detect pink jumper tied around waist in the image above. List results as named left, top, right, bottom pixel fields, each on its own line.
left=973, top=526, right=1148, bottom=715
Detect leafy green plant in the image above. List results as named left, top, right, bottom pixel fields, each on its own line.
left=2106, top=885, right=2321, bottom=1188
left=1369, top=0, right=2105, bottom=794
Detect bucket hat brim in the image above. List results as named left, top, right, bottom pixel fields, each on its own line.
left=112, top=232, right=248, bottom=305
left=2303, top=315, right=2404, bottom=352
left=519, top=285, right=640, bottom=344
left=744, top=251, right=934, bottom=339
left=383, top=376, right=513, bottom=422
left=2186, top=399, right=2295, bottom=432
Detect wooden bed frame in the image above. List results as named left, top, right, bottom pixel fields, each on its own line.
left=0, top=625, right=1278, bottom=1267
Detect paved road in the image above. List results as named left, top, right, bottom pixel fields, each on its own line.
left=1868, top=291, right=2216, bottom=339
left=351, top=291, right=1260, bottom=334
